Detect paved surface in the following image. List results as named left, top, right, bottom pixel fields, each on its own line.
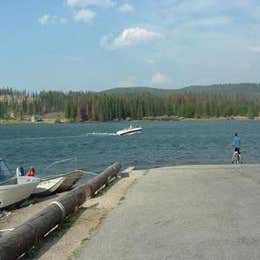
left=76, top=164, right=260, bottom=260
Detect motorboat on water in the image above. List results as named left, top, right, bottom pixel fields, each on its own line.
left=116, top=125, right=143, bottom=136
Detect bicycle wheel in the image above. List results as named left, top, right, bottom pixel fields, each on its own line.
left=236, top=154, right=240, bottom=164
left=234, top=152, right=239, bottom=164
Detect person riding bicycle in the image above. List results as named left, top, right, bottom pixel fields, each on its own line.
left=232, top=132, right=241, bottom=163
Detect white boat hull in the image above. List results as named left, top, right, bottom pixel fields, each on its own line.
left=0, top=177, right=40, bottom=209
left=56, top=170, right=84, bottom=192
left=116, top=127, right=143, bottom=136
left=33, top=177, right=64, bottom=196
left=33, top=170, right=84, bottom=196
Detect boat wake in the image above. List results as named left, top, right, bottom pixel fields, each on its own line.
left=0, top=134, right=88, bottom=142
left=0, top=132, right=117, bottom=142
left=86, top=132, right=117, bottom=136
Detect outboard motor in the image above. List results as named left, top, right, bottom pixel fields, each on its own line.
left=16, top=166, right=25, bottom=176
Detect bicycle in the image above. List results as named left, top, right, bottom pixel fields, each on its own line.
left=232, top=151, right=241, bottom=164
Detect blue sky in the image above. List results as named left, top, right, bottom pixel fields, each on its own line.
left=1, top=0, right=260, bottom=91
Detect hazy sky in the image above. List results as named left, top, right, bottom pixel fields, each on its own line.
left=1, top=0, right=260, bottom=91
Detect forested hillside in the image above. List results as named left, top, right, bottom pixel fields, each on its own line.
left=0, top=83, right=259, bottom=121
left=103, top=83, right=260, bottom=97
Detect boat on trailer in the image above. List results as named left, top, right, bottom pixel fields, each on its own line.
left=116, top=125, right=143, bottom=136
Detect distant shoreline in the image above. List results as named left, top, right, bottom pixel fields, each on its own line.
left=0, top=115, right=259, bottom=125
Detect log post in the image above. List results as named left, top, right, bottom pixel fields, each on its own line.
left=87, top=162, right=121, bottom=196
left=0, top=162, right=121, bottom=260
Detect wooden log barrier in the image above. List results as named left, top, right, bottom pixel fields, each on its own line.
left=0, top=162, right=121, bottom=260
left=87, top=161, right=121, bottom=196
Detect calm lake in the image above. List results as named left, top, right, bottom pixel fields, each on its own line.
left=0, top=120, right=259, bottom=176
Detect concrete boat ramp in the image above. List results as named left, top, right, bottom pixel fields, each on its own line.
left=75, top=164, right=260, bottom=260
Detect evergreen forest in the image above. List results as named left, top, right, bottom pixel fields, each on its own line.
left=0, top=83, right=260, bottom=121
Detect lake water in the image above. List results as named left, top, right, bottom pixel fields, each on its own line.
left=0, top=120, right=259, bottom=176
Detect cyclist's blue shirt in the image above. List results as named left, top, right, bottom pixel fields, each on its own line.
left=233, top=136, right=241, bottom=148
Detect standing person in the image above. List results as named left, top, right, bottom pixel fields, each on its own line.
left=26, top=166, right=35, bottom=176
left=232, top=133, right=241, bottom=163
